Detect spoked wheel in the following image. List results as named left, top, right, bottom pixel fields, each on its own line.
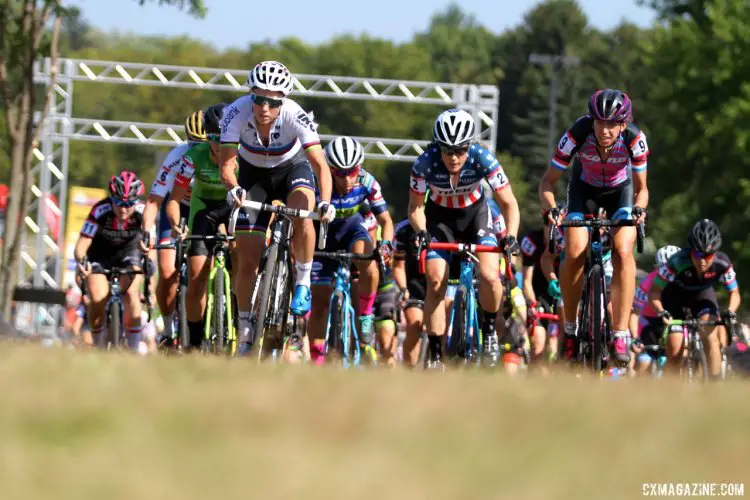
left=682, top=343, right=709, bottom=384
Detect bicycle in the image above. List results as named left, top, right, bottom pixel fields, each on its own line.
left=548, top=206, right=645, bottom=374
left=314, top=248, right=386, bottom=367
left=417, top=242, right=510, bottom=368
left=660, top=314, right=722, bottom=384
left=88, top=256, right=150, bottom=350
left=152, top=222, right=189, bottom=352
left=228, top=199, right=326, bottom=361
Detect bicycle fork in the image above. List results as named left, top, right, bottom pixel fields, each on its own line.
left=204, top=263, right=235, bottom=353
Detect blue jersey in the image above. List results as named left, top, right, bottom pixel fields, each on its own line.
left=409, top=144, right=510, bottom=209
left=319, top=168, right=387, bottom=221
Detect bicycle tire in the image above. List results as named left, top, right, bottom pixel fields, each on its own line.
left=255, top=243, right=280, bottom=356
left=449, top=288, right=468, bottom=360
left=419, top=330, right=429, bottom=369
left=684, top=340, right=709, bottom=384
left=109, top=302, right=121, bottom=351
left=328, top=291, right=345, bottom=358
left=212, top=268, right=225, bottom=354
left=178, top=280, right=189, bottom=350
left=589, top=264, right=605, bottom=373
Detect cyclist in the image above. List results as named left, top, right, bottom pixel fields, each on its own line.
left=631, top=244, right=680, bottom=374
left=308, top=136, right=393, bottom=363
left=218, top=61, right=335, bottom=348
left=409, top=109, right=521, bottom=369
left=73, top=171, right=149, bottom=351
left=393, top=218, right=426, bottom=367
left=539, top=89, right=649, bottom=365
left=167, top=103, right=233, bottom=350
left=141, top=109, right=204, bottom=344
left=649, top=219, right=741, bottom=378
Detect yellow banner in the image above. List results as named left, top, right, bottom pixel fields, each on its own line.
left=63, top=186, right=106, bottom=286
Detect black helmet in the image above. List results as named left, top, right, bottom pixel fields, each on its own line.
left=688, top=219, right=722, bottom=253
left=202, top=103, right=227, bottom=136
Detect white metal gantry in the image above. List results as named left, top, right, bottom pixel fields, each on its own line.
left=24, top=57, right=499, bottom=300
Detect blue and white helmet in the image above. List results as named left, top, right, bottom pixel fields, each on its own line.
left=433, top=109, right=475, bottom=147
left=245, top=61, right=294, bottom=96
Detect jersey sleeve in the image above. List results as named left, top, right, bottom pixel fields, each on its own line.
left=409, top=154, right=428, bottom=196
left=287, top=102, right=321, bottom=150
left=219, top=96, right=249, bottom=147
left=632, top=281, right=649, bottom=311
left=394, top=221, right=410, bottom=260
left=80, top=201, right=110, bottom=239
left=625, top=124, right=649, bottom=172
left=551, top=116, right=591, bottom=170
left=654, top=260, right=677, bottom=289
left=150, top=146, right=185, bottom=198
left=174, top=150, right=197, bottom=189
left=475, top=147, right=509, bottom=192
left=361, top=173, right=387, bottom=216
left=520, top=232, right=542, bottom=267
left=717, top=257, right=738, bottom=291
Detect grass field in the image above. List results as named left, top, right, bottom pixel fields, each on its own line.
left=0, top=343, right=748, bottom=500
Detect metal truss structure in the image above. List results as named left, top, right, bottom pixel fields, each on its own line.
left=20, top=57, right=499, bottom=331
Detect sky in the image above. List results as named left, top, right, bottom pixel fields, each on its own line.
left=68, top=0, right=656, bottom=50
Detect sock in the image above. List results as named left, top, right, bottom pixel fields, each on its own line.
left=163, top=312, right=174, bottom=338
left=358, top=293, right=377, bottom=317
left=428, top=333, right=442, bottom=358
left=482, top=310, right=497, bottom=336
left=126, top=325, right=142, bottom=351
left=295, top=261, right=313, bottom=288
left=92, top=326, right=104, bottom=346
left=564, top=321, right=578, bottom=337
left=187, top=320, right=203, bottom=348
left=310, top=339, right=326, bottom=365
left=238, top=310, right=253, bottom=344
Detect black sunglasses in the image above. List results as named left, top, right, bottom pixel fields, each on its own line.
left=251, top=94, right=284, bottom=109
left=438, top=143, right=470, bottom=155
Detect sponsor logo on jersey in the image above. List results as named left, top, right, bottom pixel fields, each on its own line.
left=92, top=202, right=113, bottom=219
left=521, top=236, right=536, bottom=256
left=220, top=106, right=240, bottom=132
left=703, top=272, right=716, bottom=280
left=295, top=111, right=317, bottom=131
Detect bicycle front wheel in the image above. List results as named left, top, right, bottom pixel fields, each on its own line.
left=448, top=288, right=468, bottom=360
left=255, top=243, right=281, bottom=357
left=212, top=268, right=226, bottom=354
left=589, top=264, right=606, bottom=373
left=108, top=302, right=121, bottom=351
left=177, top=273, right=189, bottom=351
left=327, top=291, right=345, bottom=359
left=683, top=339, right=709, bottom=384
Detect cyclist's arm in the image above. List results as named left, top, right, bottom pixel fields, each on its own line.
left=306, top=147, right=332, bottom=202
left=393, top=258, right=407, bottom=290
left=539, top=167, right=563, bottom=213
left=142, top=194, right=162, bottom=240
left=375, top=211, right=394, bottom=243
left=540, top=248, right=557, bottom=282
left=632, top=169, right=649, bottom=210
left=408, top=190, right=426, bottom=233
left=648, top=281, right=665, bottom=315
left=492, top=186, right=519, bottom=238
left=219, top=147, right=239, bottom=190
left=166, top=187, right=186, bottom=230
left=522, top=265, right=536, bottom=305
left=73, top=236, right=92, bottom=262
left=728, top=287, right=741, bottom=313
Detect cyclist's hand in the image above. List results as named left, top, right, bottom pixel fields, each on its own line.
left=544, top=207, right=563, bottom=226
left=317, top=200, right=336, bottom=223
left=226, top=186, right=245, bottom=208
left=171, top=223, right=188, bottom=241
left=139, top=230, right=151, bottom=254
left=547, top=279, right=562, bottom=300
left=632, top=206, right=647, bottom=225
left=657, top=309, right=672, bottom=326
left=77, top=258, right=92, bottom=278
left=722, top=310, right=738, bottom=325
left=631, top=337, right=644, bottom=354
left=412, top=230, right=431, bottom=252
left=379, top=240, right=394, bottom=264
left=503, top=235, right=520, bottom=255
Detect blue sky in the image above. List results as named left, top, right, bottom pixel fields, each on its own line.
left=68, top=0, right=656, bottom=50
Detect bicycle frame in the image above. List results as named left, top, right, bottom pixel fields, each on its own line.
left=327, top=262, right=361, bottom=367
left=203, top=236, right=235, bottom=354
left=91, top=265, right=145, bottom=350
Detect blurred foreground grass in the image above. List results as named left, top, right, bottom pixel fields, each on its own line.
left=0, top=344, right=748, bottom=500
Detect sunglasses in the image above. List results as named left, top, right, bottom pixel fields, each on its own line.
left=691, top=249, right=715, bottom=260
left=251, top=94, right=284, bottom=109
left=332, top=166, right=361, bottom=178
left=438, top=144, right=470, bottom=156
left=112, top=197, right=138, bottom=208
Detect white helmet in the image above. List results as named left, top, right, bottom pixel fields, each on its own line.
left=655, top=245, right=681, bottom=266
left=433, top=109, right=475, bottom=147
left=245, top=61, right=294, bottom=96
left=325, top=136, right=364, bottom=170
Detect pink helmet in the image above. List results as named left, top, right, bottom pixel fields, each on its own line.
left=588, top=89, right=632, bottom=123
left=109, top=170, right=144, bottom=202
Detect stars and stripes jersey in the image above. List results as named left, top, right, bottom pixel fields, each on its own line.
left=149, top=144, right=192, bottom=205
left=321, top=168, right=387, bottom=222
left=219, top=95, right=321, bottom=169
left=551, top=115, right=649, bottom=188
left=80, top=198, right=145, bottom=246
left=409, top=143, right=510, bottom=209
left=654, top=249, right=737, bottom=292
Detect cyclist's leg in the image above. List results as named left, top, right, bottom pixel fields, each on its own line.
left=472, top=201, right=503, bottom=341
left=609, top=182, right=637, bottom=360
left=155, top=198, right=187, bottom=335
left=284, top=161, right=317, bottom=315
left=309, top=254, right=336, bottom=364
left=559, top=216, right=588, bottom=347
left=374, top=286, right=398, bottom=366
left=692, top=288, right=721, bottom=377
left=423, top=211, right=452, bottom=364
left=185, top=208, right=214, bottom=349
left=346, top=218, right=378, bottom=349
left=403, top=279, right=426, bottom=367
left=661, top=285, right=687, bottom=375
left=85, top=269, right=109, bottom=345
left=119, top=252, right=147, bottom=351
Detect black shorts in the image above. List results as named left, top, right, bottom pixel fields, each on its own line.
left=662, top=284, right=720, bottom=319
left=88, top=244, right=155, bottom=276
left=406, top=278, right=426, bottom=310
left=188, top=201, right=232, bottom=258
left=639, top=317, right=665, bottom=347
left=374, top=285, right=398, bottom=322
left=566, top=163, right=633, bottom=221
left=425, top=199, right=497, bottom=261
left=236, top=157, right=316, bottom=234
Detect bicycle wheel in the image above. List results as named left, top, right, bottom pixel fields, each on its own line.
left=177, top=275, right=189, bottom=350
left=448, top=288, right=468, bottom=360
left=589, top=264, right=605, bottom=373
left=683, top=338, right=709, bottom=384
left=254, top=244, right=281, bottom=357
left=212, top=268, right=225, bottom=354
left=327, top=291, right=345, bottom=359
left=418, top=330, right=429, bottom=369
left=108, top=302, right=121, bottom=350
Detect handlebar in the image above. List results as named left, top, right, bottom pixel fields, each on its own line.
left=548, top=216, right=645, bottom=254
left=228, top=199, right=328, bottom=249
left=418, top=242, right=501, bottom=275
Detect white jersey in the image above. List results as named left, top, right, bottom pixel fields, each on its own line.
left=150, top=143, right=191, bottom=205
left=220, top=95, right=321, bottom=169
